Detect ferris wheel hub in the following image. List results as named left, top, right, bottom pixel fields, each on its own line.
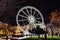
left=28, top=15, right=35, bottom=23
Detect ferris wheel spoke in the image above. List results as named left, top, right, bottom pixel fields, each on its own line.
left=35, top=18, right=41, bottom=20
left=30, top=8, right=32, bottom=15
left=22, top=10, right=28, bottom=16
left=35, top=20, right=41, bottom=24
left=33, top=10, right=36, bottom=16
left=22, top=20, right=27, bottom=25
left=18, top=19, right=28, bottom=21
left=19, top=15, right=27, bottom=18
left=25, top=21, right=28, bottom=25
left=26, top=8, right=30, bottom=16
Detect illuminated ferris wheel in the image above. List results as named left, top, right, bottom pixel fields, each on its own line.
left=16, top=6, right=46, bottom=31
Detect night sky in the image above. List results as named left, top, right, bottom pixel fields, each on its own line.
left=0, top=0, right=60, bottom=25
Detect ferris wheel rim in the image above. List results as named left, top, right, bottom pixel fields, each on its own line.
left=16, top=6, right=44, bottom=26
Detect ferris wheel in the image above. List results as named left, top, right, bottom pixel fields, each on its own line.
left=16, top=6, right=46, bottom=31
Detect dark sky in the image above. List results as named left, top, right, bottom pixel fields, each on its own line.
left=0, top=0, right=60, bottom=25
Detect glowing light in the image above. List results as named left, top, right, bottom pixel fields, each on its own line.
left=28, top=16, right=35, bottom=23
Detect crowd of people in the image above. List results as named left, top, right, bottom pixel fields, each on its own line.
left=47, top=25, right=60, bottom=36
